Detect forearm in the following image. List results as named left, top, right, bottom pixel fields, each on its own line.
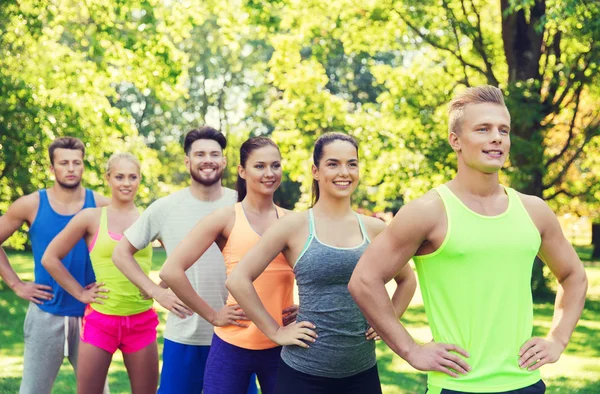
left=113, top=250, right=162, bottom=297
left=160, top=268, right=216, bottom=323
left=41, top=256, right=84, bottom=300
left=548, top=270, right=588, bottom=347
left=349, top=274, right=417, bottom=358
left=391, top=272, right=417, bottom=319
left=0, top=247, right=22, bottom=289
left=226, top=273, right=280, bottom=339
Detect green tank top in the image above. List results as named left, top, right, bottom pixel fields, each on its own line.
left=89, top=207, right=153, bottom=316
left=413, top=184, right=541, bottom=392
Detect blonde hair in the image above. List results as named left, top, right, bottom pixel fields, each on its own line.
left=105, top=152, right=141, bottom=177
left=448, top=85, right=507, bottom=135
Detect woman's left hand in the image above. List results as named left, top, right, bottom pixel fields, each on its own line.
left=282, top=304, right=299, bottom=326
left=366, top=326, right=380, bottom=341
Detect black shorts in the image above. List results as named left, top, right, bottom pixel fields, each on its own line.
left=426, top=379, right=546, bottom=394
left=274, top=357, right=382, bottom=394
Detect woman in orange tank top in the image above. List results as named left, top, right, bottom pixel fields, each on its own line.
left=160, top=137, right=297, bottom=394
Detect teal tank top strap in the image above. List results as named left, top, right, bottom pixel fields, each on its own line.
left=354, top=213, right=371, bottom=243
left=294, top=209, right=315, bottom=268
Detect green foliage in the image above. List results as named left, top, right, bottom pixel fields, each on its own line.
left=1, top=0, right=598, bottom=260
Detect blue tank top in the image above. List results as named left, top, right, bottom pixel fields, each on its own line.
left=29, top=189, right=97, bottom=316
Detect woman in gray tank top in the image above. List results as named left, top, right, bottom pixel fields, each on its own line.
left=227, top=133, right=417, bottom=394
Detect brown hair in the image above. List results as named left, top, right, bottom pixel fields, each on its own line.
left=48, top=137, right=85, bottom=165
left=448, top=85, right=507, bottom=135
left=236, top=137, right=280, bottom=202
left=184, top=126, right=226, bottom=155
left=311, top=132, right=358, bottom=206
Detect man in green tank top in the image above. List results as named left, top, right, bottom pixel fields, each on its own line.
left=349, top=85, right=588, bottom=393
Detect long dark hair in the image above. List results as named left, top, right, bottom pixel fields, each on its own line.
left=236, top=137, right=281, bottom=202
left=311, top=132, right=359, bottom=206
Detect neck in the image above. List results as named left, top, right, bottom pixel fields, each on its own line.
left=312, top=195, right=354, bottom=218
left=189, top=180, right=224, bottom=202
left=451, top=163, right=502, bottom=197
left=49, top=183, right=84, bottom=203
left=241, top=192, right=276, bottom=213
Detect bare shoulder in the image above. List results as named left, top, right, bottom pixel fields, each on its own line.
left=6, top=192, right=40, bottom=220
left=13, top=192, right=41, bottom=211
left=359, top=214, right=387, bottom=237
left=209, top=204, right=236, bottom=224
left=385, top=189, right=445, bottom=239
left=276, top=210, right=309, bottom=229
left=398, top=189, right=444, bottom=220
left=77, top=207, right=102, bottom=220
left=93, top=192, right=111, bottom=207
left=280, top=207, right=294, bottom=215
left=514, top=191, right=556, bottom=231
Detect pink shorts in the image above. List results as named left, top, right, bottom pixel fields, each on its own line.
left=81, top=305, right=159, bottom=354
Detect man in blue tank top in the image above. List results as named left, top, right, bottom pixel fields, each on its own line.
left=0, top=137, right=110, bottom=394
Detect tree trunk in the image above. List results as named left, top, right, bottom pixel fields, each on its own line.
left=501, top=0, right=551, bottom=298
left=592, top=224, right=600, bottom=260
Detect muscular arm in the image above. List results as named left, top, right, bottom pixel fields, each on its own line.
left=349, top=194, right=470, bottom=377
left=41, top=209, right=106, bottom=304
left=0, top=194, right=53, bottom=302
left=159, top=207, right=242, bottom=325
left=518, top=196, right=588, bottom=370
left=227, top=213, right=316, bottom=347
left=362, top=216, right=417, bottom=320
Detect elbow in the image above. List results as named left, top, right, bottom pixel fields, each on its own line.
left=159, top=261, right=176, bottom=286
left=41, top=252, right=53, bottom=270
left=405, top=271, right=418, bottom=297
left=225, top=272, right=239, bottom=294
left=348, top=271, right=369, bottom=302
left=158, top=267, right=170, bottom=285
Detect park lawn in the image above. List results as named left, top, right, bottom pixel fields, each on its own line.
left=1, top=250, right=599, bottom=393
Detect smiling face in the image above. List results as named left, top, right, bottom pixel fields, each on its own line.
left=50, top=148, right=85, bottom=189
left=449, top=102, right=511, bottom=174
left=312, top=140, right=359, bottom=201
left=106, top=158, right=140, bottom=203
left=185, top=139, right=226, bottom=187
left=238, top=145, right=282, bottom=198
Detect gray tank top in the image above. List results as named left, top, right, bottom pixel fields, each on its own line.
left=280, top=209, right=376, bottom=378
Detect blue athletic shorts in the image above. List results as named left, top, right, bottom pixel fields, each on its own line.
left=158, top=338, right=258, bottom=394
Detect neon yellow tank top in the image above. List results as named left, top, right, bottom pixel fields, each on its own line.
left=413, top=184, right=541, bottom=392
left=89, top=207, right=153, bottom=316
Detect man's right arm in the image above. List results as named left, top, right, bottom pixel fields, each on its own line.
left=112, top=200, right=192, bottom=319
left=0, top=194, right=53, bottom=303
left=349, top=192, right=471, bottom=377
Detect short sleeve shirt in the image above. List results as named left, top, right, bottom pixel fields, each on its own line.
left=124, top=187, right=237, bottom=346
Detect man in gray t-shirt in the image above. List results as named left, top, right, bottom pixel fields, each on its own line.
left=113, top=127, right=257, bottom=394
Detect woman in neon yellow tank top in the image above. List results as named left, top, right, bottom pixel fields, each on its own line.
left=43, top=153, right=160, bottom=394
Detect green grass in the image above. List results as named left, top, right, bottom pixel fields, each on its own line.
left=1, top=250, right=600, bottom=393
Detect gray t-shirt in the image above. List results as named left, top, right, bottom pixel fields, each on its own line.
left=124, top=187, right=237, bottom=346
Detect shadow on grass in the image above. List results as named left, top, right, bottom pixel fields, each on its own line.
left=547, top=376, right=600, bottom=393
left=0, top=289, right=28, bottom=357
left=377, top=342, right=426, bottom=393
left=532, top=298, right=600, bottom=358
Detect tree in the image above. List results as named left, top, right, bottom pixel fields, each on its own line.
left=0, top=0, right=191, bottom=248
left=244, top=0, right=600, bottom=294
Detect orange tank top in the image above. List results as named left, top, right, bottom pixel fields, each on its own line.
left=214, top=203, right=295, bottom=350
